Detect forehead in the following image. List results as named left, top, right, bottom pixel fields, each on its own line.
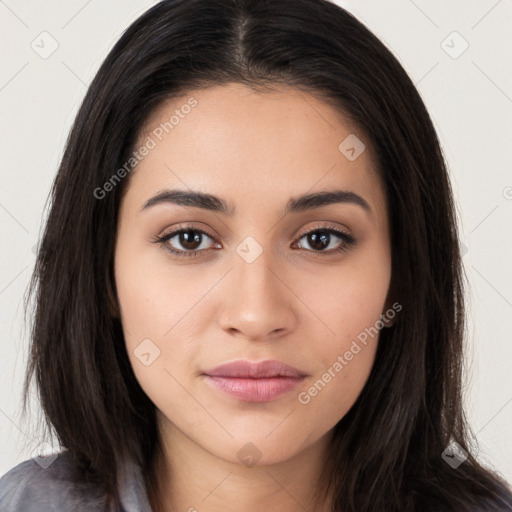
left=126, top=83, right=386, bottom=220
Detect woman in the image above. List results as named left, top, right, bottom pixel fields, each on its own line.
left=1, top=0, right=511, bottom=510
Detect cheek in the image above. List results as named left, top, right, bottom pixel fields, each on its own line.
left=294, top=280, right=385, bottom=431
left=113, top=253, right=195, bottom=412
left=291, top=250, right=390, bottom=418
left=114, top=238, right=220, bottom=398
left=295, top=344, right=376, bottom=442
left=295, top=252, right=391, bottom=351
left=114, top=234, right=211, bottom=341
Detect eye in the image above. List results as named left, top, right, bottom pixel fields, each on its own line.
left=292, top=224, right=356, bottom=255
left=152, top=225, right=220, bottom=258
left=152, top=223, right=356, bottom=258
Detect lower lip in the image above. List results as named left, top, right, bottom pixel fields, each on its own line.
left=204, top=375, right=306, bottom=402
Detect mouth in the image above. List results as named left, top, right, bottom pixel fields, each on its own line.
left=202, top=359, right=308, bottom=403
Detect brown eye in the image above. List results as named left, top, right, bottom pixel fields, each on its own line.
left=153, top=223, right=356, bottom=259
left=154, top=227, right=219, bottom=257
left=294, top=227, right=355, bottom=254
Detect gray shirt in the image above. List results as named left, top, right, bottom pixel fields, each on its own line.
left=0, top=450, right=153, bottom=511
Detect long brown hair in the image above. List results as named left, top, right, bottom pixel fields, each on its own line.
left=23, top=0, right=512, bottom=510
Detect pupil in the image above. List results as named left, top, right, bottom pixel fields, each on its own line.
left=180, top=230, right=201, bottom=250
left=309, top=231, right=329, bottom=250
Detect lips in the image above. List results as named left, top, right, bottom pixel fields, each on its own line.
left=203, top=360, right=307, bottom=402
left=204, top=359, right=307, bottom=378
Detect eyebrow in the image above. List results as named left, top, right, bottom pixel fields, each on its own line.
left=141, top=188, right=371, bottom=216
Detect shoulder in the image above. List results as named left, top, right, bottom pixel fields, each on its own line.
left=0, top=450, right=111, bottom=512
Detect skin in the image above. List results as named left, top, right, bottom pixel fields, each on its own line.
left=114, top=83, right=393, bottom=512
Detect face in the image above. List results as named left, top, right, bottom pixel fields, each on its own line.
left=114, top=83, right=392, bottom=467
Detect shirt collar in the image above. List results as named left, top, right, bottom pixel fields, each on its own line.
left=117, top=457, right=153, bottom=512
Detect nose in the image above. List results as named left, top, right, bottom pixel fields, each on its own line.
left=217, top=245, right=298, bottom=342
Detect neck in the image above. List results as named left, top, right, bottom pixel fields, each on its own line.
left=147, top=417, right=334, bottom=512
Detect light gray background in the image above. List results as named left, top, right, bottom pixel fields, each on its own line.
left=1, top=0, right=511, bottom=482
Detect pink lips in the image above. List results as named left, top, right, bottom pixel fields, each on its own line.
left=203, top=360, right=307, bottom=402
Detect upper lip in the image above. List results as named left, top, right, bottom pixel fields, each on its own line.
left=203, top=360, right=307, bottom=378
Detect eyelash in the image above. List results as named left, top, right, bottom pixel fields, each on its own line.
left=152, top=223, right=356, bottom=258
